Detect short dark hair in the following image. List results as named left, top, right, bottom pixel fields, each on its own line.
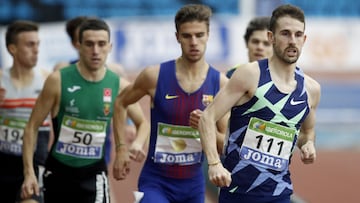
left=269, top=4, right=305, bottom=33
left=175, top=4, right=212, bottom=33
left=244, top=16, right=270, bottom=44
left=66, top=16, right=90, bottom=43
left=78, top=18, right=111, bottom=43
left=6, top=20, right=38, bottom=49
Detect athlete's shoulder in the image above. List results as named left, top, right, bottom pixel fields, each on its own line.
left=105, top=67, right=120, bottom=78
left=56, top=63, right=76, bottom=74
left=36, top=67, right=51, bottom=80
left=142, top=64, right=161, bottom=78
left=106, top=62, right=127, bottom=78
left=133, top=64, right=160, bottom=92
left=304, top=74, right=320, bottom=89
left=53, top=61, right=71, bottom=72
left=226, top=63, right=246, bottom=78
left=304, top=74, right=321, bottom=102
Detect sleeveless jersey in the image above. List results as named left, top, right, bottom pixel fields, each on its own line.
left=223, top=59, right=310, bottom=197
left=0, top=68, right=50, bottom=174
left=142, top=60, right=221, bottom=179
left=68, top=59, right=114, bottom=165
left=48, top=65, right=119, bottom=172
left=226, top=63, right=243, bottom=78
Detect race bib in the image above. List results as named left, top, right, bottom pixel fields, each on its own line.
left=240, top=117, right=296, bottom=171
left=0, top=116, right=26, bottom=156
left=154, top=122, right=202, bottom=165
left=55, top=115, right=107, bottom=159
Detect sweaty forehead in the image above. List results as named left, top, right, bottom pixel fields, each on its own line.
left=250, top=30, right=268, bottom=39
left=178, top=21, right=207, bottom=33
left=276, top=16, right=304, bottom=32
left=16, top=31, right=39, bottom=43
left=82, top=30, right=109, bottom=42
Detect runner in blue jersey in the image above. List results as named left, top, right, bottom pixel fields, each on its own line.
left=112, top=4, right=228, bottom=203
left=196, top=4, right=321, bottom=203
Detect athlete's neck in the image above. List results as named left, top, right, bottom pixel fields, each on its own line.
left=176, top=57, right=208, bottom=79
left=10, top=66, right=34, bottom=89
left=76, top=62, right=106, bottom=82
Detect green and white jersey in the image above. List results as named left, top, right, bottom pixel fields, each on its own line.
left=51, top=65, right=119, bottom=168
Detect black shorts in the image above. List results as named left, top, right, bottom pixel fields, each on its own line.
left=0, top=165, right=42, bottom=203
left=43, top=169, right=110, bottom=203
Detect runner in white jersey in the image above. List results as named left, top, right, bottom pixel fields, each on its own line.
left=0, top=20, right=50, bottom=203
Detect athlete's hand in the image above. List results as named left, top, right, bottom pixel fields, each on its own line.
left=0, top=87, right=6, bottom=105
left=300, top=140, right=316, bottom=164
left=189, top=109, right=202, bottom=129
left=208, top=162, right=232, bottom=187
left=21, top=173, right=40, bottom=199
left=129, top=141, right=146, bottom=162
left=113, top=145, right=131, bottom=180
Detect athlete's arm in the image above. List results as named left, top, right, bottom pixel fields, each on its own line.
left=190, top=73, right=229, bottom=154
left=118, top=77, right=150, bottom=161
left=21, top=71, right=60, bottom=198
left=215, top=73, right=230, bottom=154
left=198, top=62, right=259, bottom=187
left=297, top=75, right=321, bottom=164
left=112, top=66, right=158, bottom=180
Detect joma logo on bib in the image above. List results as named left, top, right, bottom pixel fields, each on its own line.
left=57, top=143, right=101, bottom=158
left=242, top=148, right=284, bottom=170
left=158, top=153, right=195, bottom=163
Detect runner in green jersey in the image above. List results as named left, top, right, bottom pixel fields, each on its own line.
left=21, top=18, right=149, bottom=203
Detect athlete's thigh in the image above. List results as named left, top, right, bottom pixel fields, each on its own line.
left=80, top=171, right=110, bottom=203
left=140, top=187, right=169, bottom=203
left=138, top=175, right=169, bottom=203
left=1, top=179, right=20, bottom=203
left=43, top=170, right=68, bottom=203
left=184, top=193, right=205, bottom=203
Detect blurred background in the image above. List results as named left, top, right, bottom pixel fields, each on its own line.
left=1, top=0, right=359, bottom=202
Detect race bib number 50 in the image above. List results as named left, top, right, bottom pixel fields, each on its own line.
left=56, top=115, right=107, bottom=159
left=240, top=117, right=296, bottom=171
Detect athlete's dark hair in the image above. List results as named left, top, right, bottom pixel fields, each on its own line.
left=244, top=16, right=270, bottom=44
left=269, top=4, right=305, bottom=33
left=78, top=18, right=111, bottom=43
left=175, top=4, right=212, bottom=33
left=66, top=16, right=90, bottom=43
left=6, top=20, right=38, bottom=50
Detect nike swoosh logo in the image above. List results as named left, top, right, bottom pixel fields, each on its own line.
left=229, top=186, right=238, bottom=193
left=67, top=86, right=81, bottom=93
left=165, top=94, right=179, bottom=100
left=290, top=98, right=305, bottom=105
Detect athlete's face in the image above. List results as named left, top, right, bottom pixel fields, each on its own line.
left=270, top=16, right=306, bottom=64
left=247, top=30, right=272, bottom=62
left=176, top=21, right=209, bottom=63
left=9, top=31, right=39, bottom=69
left=78, top=30, right=112, bottom=71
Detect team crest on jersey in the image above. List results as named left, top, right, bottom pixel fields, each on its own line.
left=103, top=88, right=112, bottom=102
left=65, top=99, right=79, bottom=113
left=103, top=103, right=110, bottom=116
left=202, top=94, right=213, bottom=106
